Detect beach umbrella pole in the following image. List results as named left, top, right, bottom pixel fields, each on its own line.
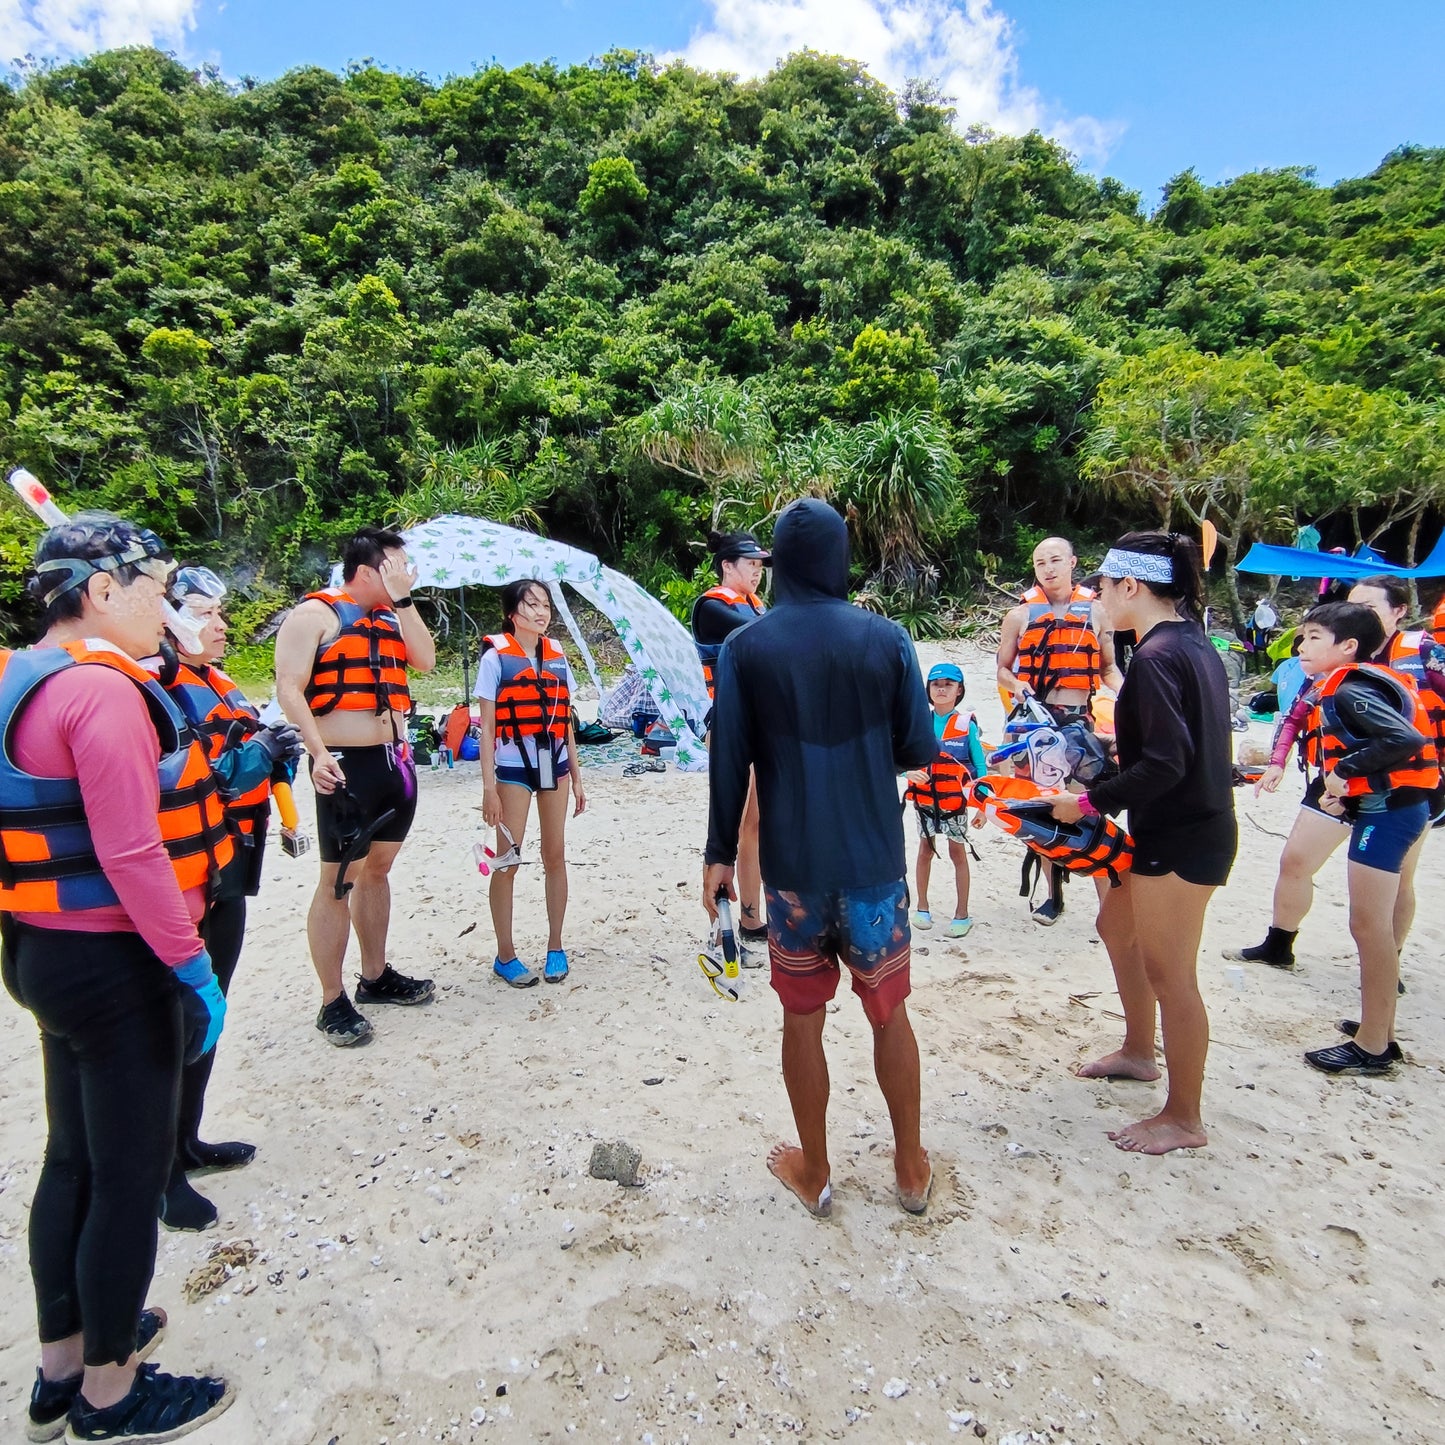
left=460, top=584, right=471, bottom=704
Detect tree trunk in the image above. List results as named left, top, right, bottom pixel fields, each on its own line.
left=1406, top=509, right=1424, bottom=618
left=1219, top=532, right=1246, bottom=630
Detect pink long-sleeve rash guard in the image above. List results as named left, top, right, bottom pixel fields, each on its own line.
left=11, top=655, right=206, bottom=965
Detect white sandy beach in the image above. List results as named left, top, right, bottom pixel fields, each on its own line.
left=1, top=640, right=1441, bottom=1445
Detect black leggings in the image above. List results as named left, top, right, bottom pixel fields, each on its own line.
left=178, top=895, right=246, bottom=1147
left=6, top=923, right=181, bottom=1367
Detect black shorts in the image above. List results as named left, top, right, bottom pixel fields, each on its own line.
left=1130, top=812, right=1237, bottom=888
left=312, top=744, right=418, bottom=863
left=1299, top=773, right=1350, bottom=823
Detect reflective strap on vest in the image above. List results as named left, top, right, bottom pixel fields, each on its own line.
left=304, top=589, right=410, bottom=716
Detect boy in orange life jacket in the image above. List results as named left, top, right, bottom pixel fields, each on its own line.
left=274, top=526, right=438, bottom=1047
left=904, top=664, right=986, bottom=938
left=1288, top=603, right=1439, bottom=1075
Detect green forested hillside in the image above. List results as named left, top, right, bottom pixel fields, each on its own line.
left=2, top=46, right=1442, bottom=635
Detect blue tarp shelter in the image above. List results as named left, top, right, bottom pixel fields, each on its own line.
left=1235, top=529, right=1445, bottom=580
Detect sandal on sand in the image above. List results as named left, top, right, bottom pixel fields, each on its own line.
left=1304, top=1039, right=1395, bottom=1075
left=65, top=1363, right=233, bottom=1442
left=27, top=1315, right=166, bottom=1442
left=948, top=916, right=974, bottom=938
left=494, top=956, right=538, bottom=988
left=912, top=910, right=933, bottom=930
left=544, top=949, right=569, bottom=983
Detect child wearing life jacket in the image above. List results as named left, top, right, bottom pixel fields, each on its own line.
left=1289, top=603, right=1439, bottom=1075
left=904, top=663, right=986, bottom=938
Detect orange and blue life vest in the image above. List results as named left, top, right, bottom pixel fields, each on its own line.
left=1380, top=630, right=1445, bottom=789
left=966, top=774, right=1133, bottom=886
left=1015, top=584, right=1102, bottom=697
left=483, top=633, right=572, bottom=744
left=904, top=711, right=979, bottom=819
left=304, top=588, right=410, bottom=716
left=691, top=586, right=766, bottom=699
left=1301, top=663, right=1440, bottom=798
left=165, top=660, right=272, bottom=839
left=0, top=642, right=233, bottom=913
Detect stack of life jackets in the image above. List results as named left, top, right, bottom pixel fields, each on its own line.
left=691, top=586, right=766, bottom=700
left=1299, top=663, right=1440, bottom=800
left=1014, top=585, right=1103, bottom=698
left=965, top=773, right=1134, bottom=886
left=304, top=588, right=410, bottom=716
left=483, top=633, right=572, bottom=749
left=165, top=659, right=272, bottom=842
left=0, top=643, right=233, bottom=913
left=904, top=710, right=979, bottom=826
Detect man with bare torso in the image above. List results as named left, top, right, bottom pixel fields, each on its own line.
left=275, top=526, right=438, bottom=1045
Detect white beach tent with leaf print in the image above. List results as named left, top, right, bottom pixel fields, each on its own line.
left=397, top=514, right=710, bottom=770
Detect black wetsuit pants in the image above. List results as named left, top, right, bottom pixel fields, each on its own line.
left=4, top=923, right=181, bottom=1367
left=177, top=895, right=246, bottom=1148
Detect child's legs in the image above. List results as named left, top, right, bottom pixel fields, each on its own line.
left=1347, top=860, right=1402, bottom=1053
left=1129, top=873, right=1214, bottom=1127
left=1273, top=807, right=1347, bottom=930
left=914, top=834, right=934, bottom=912
left=947, top=838, right=971, bottom=917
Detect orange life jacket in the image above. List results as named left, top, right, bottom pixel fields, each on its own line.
left=483, top=633, right=571, bottom=744
left=1301, top=663, right=1440, bottom=798
left=165, top=661, right=272, bottom=838
left=904, top=711, right=977, bottom=819
left=304, top=588, right=410, bottom=716
left=692, top=586, right=766, bottom=699
left=1015, top=585, right=1102, bottom=696
left=0, top=642, right=233, bottom=913
left=1380, top=630, right=1445, bottom=784
left=966, top=774, right=1134, bottom=885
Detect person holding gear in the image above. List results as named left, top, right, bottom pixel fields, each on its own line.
left=691, top=531, right=769, bottom=948
left=274, top=526, right=438, bottom=1046
left=154, top=565, right=302, bottom=1230
left=0, top=514, right=235, bottom=1441
left=477, top=579, right=587, bottom=987
left=997, top=536, right=1125, bottom=925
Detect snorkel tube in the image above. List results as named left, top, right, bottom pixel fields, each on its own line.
left=8, top=468, right=207, bottom=656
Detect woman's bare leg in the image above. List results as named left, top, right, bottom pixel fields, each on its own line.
left=533, top=777, right=573, bottom=952
left=488, top=784, right=534, bottom=962
left=1109, top=873, right=1214, bottom=1155
left=1077, top=875, right=1161, bottom=1081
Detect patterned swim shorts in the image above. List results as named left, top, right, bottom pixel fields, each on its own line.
left=764, top=879, right=911, bottom=1026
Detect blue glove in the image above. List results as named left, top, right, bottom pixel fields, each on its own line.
left=174, top=951, right=227, bottom=1064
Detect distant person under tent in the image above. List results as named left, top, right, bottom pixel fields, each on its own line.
left=274, top=526, right=438, bottom=1046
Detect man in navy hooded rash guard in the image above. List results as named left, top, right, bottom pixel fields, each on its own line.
left=704, top=499, right=937, bottom=1217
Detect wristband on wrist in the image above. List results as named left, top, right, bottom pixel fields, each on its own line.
left=1077, top=791, right=1099, bottom=817
left=392, top=595, right=415, bottom=609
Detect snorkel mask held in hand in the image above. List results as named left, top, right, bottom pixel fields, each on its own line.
left=698, top=890, right=742, bottom=1002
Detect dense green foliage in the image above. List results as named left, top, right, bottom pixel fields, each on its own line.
left=2, top=46, right=1443, bottom=637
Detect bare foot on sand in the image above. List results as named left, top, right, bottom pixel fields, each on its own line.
left=1108, top=1114, right=1207, bottom=1155
left=1075, top=1049, right=1161, bottom=1082
left=896, top=1149, right=932, bottom=1214
left=767, top=1143, right=832, bottom=1217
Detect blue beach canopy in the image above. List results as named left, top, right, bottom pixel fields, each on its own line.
left=1235, top=529, right=1445, bottom=579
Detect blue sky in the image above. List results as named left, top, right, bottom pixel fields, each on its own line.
left=7, top=1, right=1444, bottom=206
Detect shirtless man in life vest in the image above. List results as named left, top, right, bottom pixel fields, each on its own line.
left=997, top=537, right=1124, bottom=925
left=275, top=526, right=438, bottom=1046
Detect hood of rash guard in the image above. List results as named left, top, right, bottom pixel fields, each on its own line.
left=770, top=499, right=850, bottom=604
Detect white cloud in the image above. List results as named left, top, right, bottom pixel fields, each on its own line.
left=2, top=0, right=198, bottom=65
left=677, top=0, right=1122, bottom=165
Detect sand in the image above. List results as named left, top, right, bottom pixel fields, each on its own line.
left=1, top=640, right=1442, bottom=1445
